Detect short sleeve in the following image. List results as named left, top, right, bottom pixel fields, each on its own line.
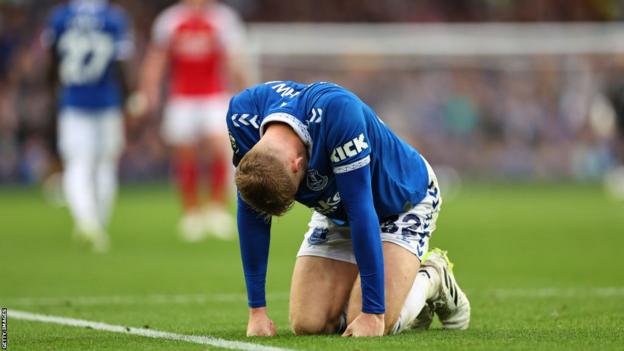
left=324, top=95, right=371, bottom=174
left=151, top=6, right=178, bottom=48
left=214, top=4, right=247, bottom=57
left=40, top=7, right=64, bottom=49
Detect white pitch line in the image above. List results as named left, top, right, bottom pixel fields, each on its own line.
left=8, top=309, right=293, bottom=351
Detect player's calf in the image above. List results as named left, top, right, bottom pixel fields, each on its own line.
left=346, top=243, right=421, bottom=335
left=289, top=256, right=358, bottom=335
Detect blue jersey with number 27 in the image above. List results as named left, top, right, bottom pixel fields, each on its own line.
left=44, top=1, right=132, bottom=110
left=228, top=81, right=430, bottom=315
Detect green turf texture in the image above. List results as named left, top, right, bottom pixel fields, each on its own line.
left=1, top=183, right=623, bottom=350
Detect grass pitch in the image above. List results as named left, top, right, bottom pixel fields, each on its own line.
left=1, top=182, right=623, bottom=350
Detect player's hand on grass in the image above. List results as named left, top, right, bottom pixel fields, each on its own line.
left=247, top=307, right=276, bottom=337
left=342, top=312, right=385, bottom=337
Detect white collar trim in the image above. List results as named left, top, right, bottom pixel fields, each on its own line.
left=260, top=113, right=312, bottom=156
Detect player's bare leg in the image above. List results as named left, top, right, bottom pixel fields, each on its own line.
left=289, top=256, right=358, bottom=335
left=346, top=242, right=421, bottom=335
left=346, top=247, right=471, bottom=334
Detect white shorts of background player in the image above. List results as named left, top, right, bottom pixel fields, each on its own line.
left=161, top=95, right=230, bottom=146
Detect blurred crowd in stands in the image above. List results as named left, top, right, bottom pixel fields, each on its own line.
left=1, top=0, right=624, bottom=183
left=263, top=54, right=624, bottom=180
left=242, top=0, right=624, bottom=23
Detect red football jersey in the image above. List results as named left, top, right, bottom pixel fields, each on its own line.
left=152, top=2, right=246, bottom=96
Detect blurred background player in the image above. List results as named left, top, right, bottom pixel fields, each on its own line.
left=42, top=0, right=134, bottom=252
left=139, top=0, right=251, bottom=242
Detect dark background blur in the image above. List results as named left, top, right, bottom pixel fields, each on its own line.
left=2, top=0, right=624, bottom=184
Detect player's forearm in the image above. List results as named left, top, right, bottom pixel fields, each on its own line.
left=139, top=45, right=167, bottom=105
left=249, top=306, right=268, bottom=316
left=335, top=166, right=385, bottom=314
left=228, top=58, right=253, bottom=93
left=237, top=194, right=272, bottom=307
left=141, top=46, right=166, bottom=83
left=349, top=209, right=385, bottom=314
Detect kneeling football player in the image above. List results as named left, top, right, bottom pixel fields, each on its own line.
left=228, top=81, right=470, bottom=337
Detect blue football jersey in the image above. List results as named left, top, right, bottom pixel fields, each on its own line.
left=43, top=0, right=133, bottom=110
left=227, top=81, right=430, bottom=222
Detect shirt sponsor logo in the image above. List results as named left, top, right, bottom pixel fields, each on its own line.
left=330, top=133, right=369, bottom=163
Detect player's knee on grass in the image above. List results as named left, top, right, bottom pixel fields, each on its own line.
left=290, top=313, right=341, bottom=335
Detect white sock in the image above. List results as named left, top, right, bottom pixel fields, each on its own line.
left=392, top=269, right=438, bottom=334
left=94, top=111, right=123, bottom=229
left=63, top=157, right=101, bottom=233
left=95, top=159, right=118, bottom=228
left=420, top=266, right=441, bottom=300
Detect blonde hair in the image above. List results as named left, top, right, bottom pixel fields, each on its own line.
left=235, top=149, right=297, bottom=217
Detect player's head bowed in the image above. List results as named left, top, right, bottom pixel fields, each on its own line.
left=235, top=123, right=307, bottom=217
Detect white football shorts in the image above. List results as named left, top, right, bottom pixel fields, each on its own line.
left=58, top=107, right=124, bottom=163
left=161, top=94, right=229, bottom=146
left=297, top=156, right=441, bottom=263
